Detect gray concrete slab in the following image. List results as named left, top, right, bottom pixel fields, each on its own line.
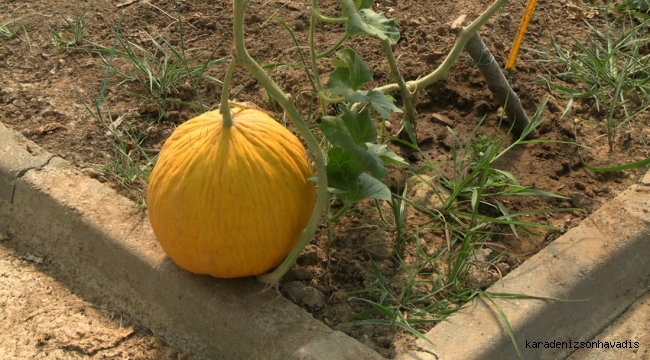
left=568, top=289, right=650, bottom=360
left=0, top=122, right=54, bottom=203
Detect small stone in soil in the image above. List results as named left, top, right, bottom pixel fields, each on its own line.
left=363, top=229, right=392, bottom=260
left=81, top=168, right=105, bottom=181
left=570, top=192, right=598, bottom=211
left=282, top=281, right=326, bottom=310
left=473, top=248, right=493, bottom=263
left=333, top=322, right=358, bottom=335
left=298, top=244, right=327, bottom=266
left=291, top=266, right=311, bottom=281
left=163, top=110, right=182, bottom=124
left=593, top=187, right=611, bottom=195
left=302, top=288, right=326, bottom=310
left=407, top=174, right=451, bottom=212
left=574, top=181, right=587, bottom=191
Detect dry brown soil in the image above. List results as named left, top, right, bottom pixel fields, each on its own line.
left=1, top=0, right=649, bottom=358
left=0, top=234, right=188, bottom=359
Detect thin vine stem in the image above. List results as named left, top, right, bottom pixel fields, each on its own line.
left=327, top=204, right=350, bottom=223
left=311, top=7, right=347, bottom=23
left=373, top=0, right=509, bottom=94
left=381, top=39, right=417, bottom=140
left=318, top=91, right=345, bottom=103
left=310, top=0, right=327, bottom=114
left=316, top=33, right=349, bottom=58
left=276, top=17, right=317, bottom=92
left=219, top=57, right=237, bottom=128
left=230, top=0, right=328, bottom=286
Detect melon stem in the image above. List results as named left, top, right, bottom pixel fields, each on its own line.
left=309, top=0, right=327, bottom=115
left=231, top=0, right=328, bottom=286
left=220, top=58, right=238, bottom=128
left=369, top=0, right=509, bottom=95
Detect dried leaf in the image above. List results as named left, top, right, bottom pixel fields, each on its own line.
left=566, top=1, right=597, bottom=20
left=33, top=122, right=67, bottom=136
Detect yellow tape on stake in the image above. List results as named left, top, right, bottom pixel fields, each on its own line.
left=506, top=0, right=538, bottom=70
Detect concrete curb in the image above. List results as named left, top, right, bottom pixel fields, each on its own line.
left=2, top=119, right=650, bottom=359
left=0, top=122, right=383, bottom=360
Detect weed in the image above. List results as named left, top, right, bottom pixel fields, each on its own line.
left=72, top=12, right=228, bottom=206
left=0, top=18, right=29, bottom=41
left=352, top=100, right=577, bottom=346
left=89, top=30, right=226, bottom=116
left=75, top=91, right=156, bottom=208
left=50, top=8, right=91, bottom=49
left=532, top=4, right=650, bottom=151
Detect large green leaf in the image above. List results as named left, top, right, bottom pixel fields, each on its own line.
left=362, top=89, right=402, bottom=119
left=327, top=48, right=373, bottom=100
left=340, top=106, right=377, bottom=144
left=348, top=8, right=400, bottom=44
left=367, top=143, right=409, bottom=165
left=353, top=0, right=373, bottom=9
left=320, top=113, right=385, bottom=178
left=326, top=48, right=401, bottom=119
left=328, top=171, right=392, bottom=206
left=323, top=148, right=390, bottom=205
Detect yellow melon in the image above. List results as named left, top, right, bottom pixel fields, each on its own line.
left=147, top=104, right=316, bottom=278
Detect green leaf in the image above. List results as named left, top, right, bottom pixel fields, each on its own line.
left=367, top=143, right=409, bottom=165
left=494, top=199, right=518, bottom=237
left=471, top=189, right=479, bottom=211
left=362, top=90, right=402, bottom=119
left=482, top=294, right=524, bottom=360
left=320, top=112, right=385, bottom=178
left=328, top=171, right=392, bottom=205
left=340, top=106, right=377, bottom=144
left=322, top=141, right=401, bottom=208
left=326, top=147, right=350, bottom=174
left=348, top=8, right=400, bottom=44
left=582, top=156, right=650, bottom=172
left=326, top=49, right=401, bottom=119
left=505, top=188, right=570, bottom=199
left=327, top=48, right=373, bottom=101
left=353, top=0, right=374, bottom=9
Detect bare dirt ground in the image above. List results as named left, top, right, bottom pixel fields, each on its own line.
left=0, top=234, right=188, bottom=359
left=1, top=0, right=649, bottom=358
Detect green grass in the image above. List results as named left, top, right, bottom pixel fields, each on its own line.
left=532, top=4, right=650, bottom=151
left=49, top=8, right=91, bottom=49
left=88, top=31, right=226, bottom=117
left=75, top=90, right=157, bottom=209
left=348, top=101, right=578, bottom=351
left=70, top=13, right=227, bottom=206
left=0, top=18, right=28, bottom=41
left=53, top=8, right=227, bottom=118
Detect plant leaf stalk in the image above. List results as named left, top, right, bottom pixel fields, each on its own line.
left=219, top=57, right=237, bottom=128
left=373, top=0, right=509, bottom=94
left=316, top=33, right=349, bottom=58
left=381, top=39, right=418, bottom=142
left=310, top=0, right=329, bottom=115
left=228, top=0, right=327, bottom=286
left=311, top=6, right=347, bottom=23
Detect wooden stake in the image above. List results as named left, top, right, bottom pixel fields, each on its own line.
left=505, top=0, right=538, bottom=70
